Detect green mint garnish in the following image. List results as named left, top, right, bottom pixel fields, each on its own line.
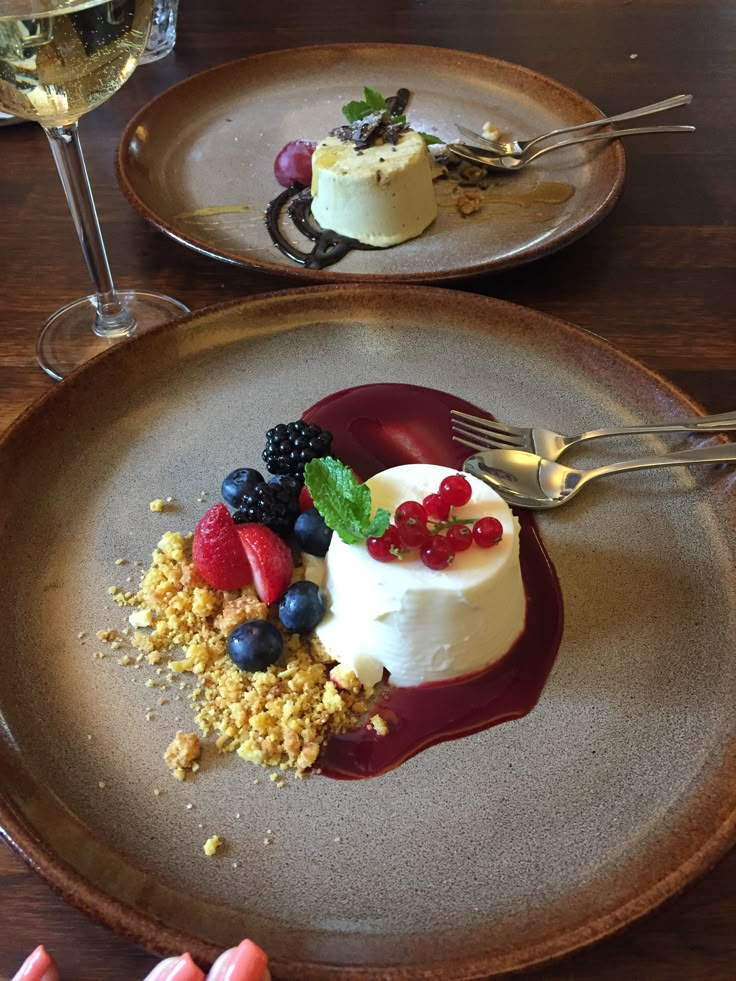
left=340, top=86, right=442, bottom=146
left=304, top=457, right=390, bottom=545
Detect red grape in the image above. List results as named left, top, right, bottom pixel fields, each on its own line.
left=274, top=140, right=317, bottom=188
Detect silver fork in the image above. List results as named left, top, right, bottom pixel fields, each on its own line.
left=447, top=124, right=695, bottom=171
left=451, top=409, right=736, bottom=462
left=457, top=93, right=692, bottom=157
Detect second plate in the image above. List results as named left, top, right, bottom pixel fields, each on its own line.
left=117, top=43, right=625, bottom=281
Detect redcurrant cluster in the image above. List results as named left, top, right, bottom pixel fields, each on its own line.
left=366, top=474, right=504, bottom=571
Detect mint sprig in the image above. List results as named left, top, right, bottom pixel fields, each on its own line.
left=304, top=457, right=390, bottom=545
left=340, top=86, right=442, bottom=146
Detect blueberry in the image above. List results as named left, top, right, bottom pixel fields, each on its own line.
left=279, top=581, right=327, bottom=633
left=222, top=468, right=265, bottom=508
left=294, top=507, right=333, bottom=557
left=226, top=620, right=283, bottom=672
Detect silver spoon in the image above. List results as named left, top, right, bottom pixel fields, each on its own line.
left=463, top=443, right=736, bottom=510
left=447, top=124, right=695, bottom=172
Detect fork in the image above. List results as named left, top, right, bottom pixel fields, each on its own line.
left=447, top=124, right=695, bottom=171
left=457, top=93, right=692, bottom=157
left=451, top=409, right=736, bottom=462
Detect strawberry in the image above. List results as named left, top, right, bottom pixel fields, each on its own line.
left=192, top=504, right=252, bottom=591
left=298, top=484, right=315, bottom=512
left=236, top=523, right=293, bottom=604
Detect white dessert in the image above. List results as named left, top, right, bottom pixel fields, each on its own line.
left=310, top=131, right=438, bottom=247
left=315, top=464, right=527, bottom=688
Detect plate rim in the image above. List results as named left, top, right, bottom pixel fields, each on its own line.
left=115, top=42, right=627, bottom=283
left=1, top=284, right=734, bottom=980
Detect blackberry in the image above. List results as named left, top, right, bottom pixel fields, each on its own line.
left=262, top=420, right=333, bottom=480
left=233, top=478, right=300, bottom=537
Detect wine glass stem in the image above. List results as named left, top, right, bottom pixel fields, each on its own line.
left=44, top=122, right=136, bottom=337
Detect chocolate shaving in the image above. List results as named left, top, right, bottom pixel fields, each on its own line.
left=330, top=110, right=409, bottom=151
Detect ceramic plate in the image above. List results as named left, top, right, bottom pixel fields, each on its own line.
left=116, top=44, right=625, bottom=282
left=0, top=286, right=734, bottom=980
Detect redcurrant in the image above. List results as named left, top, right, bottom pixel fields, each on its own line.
left=438, top=474, right=472, bottom=507
left=423, top=492, right=451, bottom=521
left=472, top=516, right=504, bottom=548
left=446, top=524, right=473, bottom=552
left=420, top=535, right=455, bottom=570
left=395, top=500, right=428, bottom=525
left=367, top=524, right=402, bottom=562
left=397, top=517, right=430, bottom=549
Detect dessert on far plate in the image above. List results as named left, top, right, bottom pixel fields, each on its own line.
left=267, top=86, right=443, bottom=267
left=105, top=385, right=563, bottom=781
left=310, top=129, right=438, bottom=248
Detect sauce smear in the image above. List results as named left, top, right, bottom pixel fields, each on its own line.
left=303, top=383, right=564, bottom=779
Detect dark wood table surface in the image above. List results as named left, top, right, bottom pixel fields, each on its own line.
left=1, top=1, right=734, bottom=978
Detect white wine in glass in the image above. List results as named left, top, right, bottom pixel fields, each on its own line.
left=0, top=0, right=188, bottom=379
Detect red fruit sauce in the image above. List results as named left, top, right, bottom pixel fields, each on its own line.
left=302, top=383, right=564, bottom=780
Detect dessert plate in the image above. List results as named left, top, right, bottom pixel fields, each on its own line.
left=116, top=44, right=626, bottom=281
left=0, top=286, right=734, bottom=980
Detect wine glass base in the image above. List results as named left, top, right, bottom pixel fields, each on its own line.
left=36, top=290, right=190, bottom=381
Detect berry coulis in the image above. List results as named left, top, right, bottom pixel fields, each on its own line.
left=302, top=383, right=564, bottom=780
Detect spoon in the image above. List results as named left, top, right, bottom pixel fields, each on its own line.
left=463, top=443, right=736, bottom=509
left=447, top=123, right=695, bottom=171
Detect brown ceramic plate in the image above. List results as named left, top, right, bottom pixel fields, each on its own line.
left=116, top=44, right=626, bottom=282
left=0, top=286, right=734, bottom=980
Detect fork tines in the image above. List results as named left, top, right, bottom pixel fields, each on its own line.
left=450, top=408, right=527, bottom=451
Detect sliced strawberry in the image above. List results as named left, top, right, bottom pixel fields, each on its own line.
left=236, top=523, right=293, bottom=605
left=192, top=504, right=252, bottom=591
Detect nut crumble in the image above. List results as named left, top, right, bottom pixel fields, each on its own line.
left=111, top=531, right=373, bottom=775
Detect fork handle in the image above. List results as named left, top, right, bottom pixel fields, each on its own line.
left=584, top=441, right=736, bottom=483
left=566, top=411, right=736, bottom=449
left=525, top=125, right=695, bottom=163
left=522, top=94, right=692, bottom=153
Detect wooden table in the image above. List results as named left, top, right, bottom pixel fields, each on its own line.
left=1, top=1, right=734, bottom=978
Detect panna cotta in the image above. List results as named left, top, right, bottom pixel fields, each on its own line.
left=315, top=464, right=527, bottom=687
left=310, top=131, right=438, bottom=247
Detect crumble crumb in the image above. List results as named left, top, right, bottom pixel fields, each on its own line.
left=115, top=558, right=127, bottom=566
left=370, top=714, right=389, bottom=736
left=108, top=531, right=373, bottom=775
left=203, top=834, right=222, bottom=857
left=164, top=730, right=202, bottom=781
left=98, top=780, right=107, bottom=789
left=149, top=499, right=167, bottom=512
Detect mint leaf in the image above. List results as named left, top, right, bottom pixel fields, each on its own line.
left=366, top=508, right=391, bottom=539
left=342, top=99, right=371, bottom=124
left=363, top=86, right=387, bottom=112
left=420, top=132, right=443, bottom=145
left=304, top=457, right=388, bottom=545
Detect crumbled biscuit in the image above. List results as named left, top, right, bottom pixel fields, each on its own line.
left=111, top=532, right=372, bottom=774
left=164, top=730, right=201, bottom=781
left=203, top=834, right=222, bottom=856
left=149, top=499, right=167, bottom=512
left=370, top=714, right=389, bottom=736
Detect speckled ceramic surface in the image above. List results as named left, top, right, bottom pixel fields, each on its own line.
left=0, top=286, right=734, bottom=980
left=116, top=44, right=625, bottom=282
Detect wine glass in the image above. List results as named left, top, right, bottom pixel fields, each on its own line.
left=0, top=0, right=189, bottom=380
